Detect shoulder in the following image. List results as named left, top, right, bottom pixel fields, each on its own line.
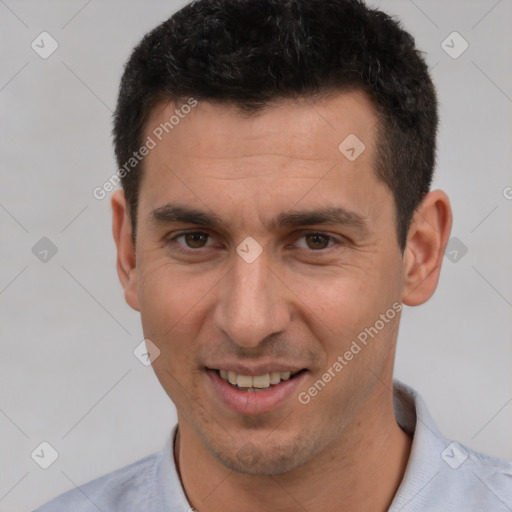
left=33, top=452, right=159, bottom=512
left=391, top=380, right=512, bottom=511
left=461, top=445, right=512, bottom=506
left=423, top=442, right=512, bottom=511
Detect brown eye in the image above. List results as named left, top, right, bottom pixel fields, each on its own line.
left=184, top=232, right=209, bottom=248
left=305, top=233, right=330, bottom=250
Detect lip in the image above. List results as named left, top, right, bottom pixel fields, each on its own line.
left=205, top=368, right=308, bottom=415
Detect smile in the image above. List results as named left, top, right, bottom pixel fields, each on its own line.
left=216, top=369, right=304, bottom=392
left=205, top=367, right=308, bottom=415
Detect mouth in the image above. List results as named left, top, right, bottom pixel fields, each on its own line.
left=204, top=367, right=309, bottom=415
left=212, top=368, right=307, bottom=392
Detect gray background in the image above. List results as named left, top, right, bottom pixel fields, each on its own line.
left=1, top=0, right=511, bottom=510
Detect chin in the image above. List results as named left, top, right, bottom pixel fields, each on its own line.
left=207, top=433, right=323, bottom=476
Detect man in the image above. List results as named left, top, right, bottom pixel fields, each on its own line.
left=35, top=0, right=512, bottom=510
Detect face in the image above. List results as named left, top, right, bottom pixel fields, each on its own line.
left=121, top=91, right=410, bottom=475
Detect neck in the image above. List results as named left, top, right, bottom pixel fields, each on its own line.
left=174, top=383, right=412, bottom=512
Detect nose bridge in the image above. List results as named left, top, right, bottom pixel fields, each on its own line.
left=215, top=250, right=288, bottom=347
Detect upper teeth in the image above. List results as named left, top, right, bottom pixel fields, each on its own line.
left=219, top=370, right=292, bottom=389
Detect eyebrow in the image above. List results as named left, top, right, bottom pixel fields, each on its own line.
left=149, top=204, right=223, bottom=227
left=149, top=203, right=368, bottom=232
left=270, top=207, right=367, bottom=232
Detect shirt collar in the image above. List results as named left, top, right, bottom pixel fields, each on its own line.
left=389, top=379, right=448, bottom=510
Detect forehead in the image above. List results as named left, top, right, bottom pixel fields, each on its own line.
left=137, top=91, right=391, bottom=232
left=143, top=91, right=378, bottom=168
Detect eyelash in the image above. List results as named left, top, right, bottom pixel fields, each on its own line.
left=166, top=230, right=343, bottom=255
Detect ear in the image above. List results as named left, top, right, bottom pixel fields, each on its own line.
left=111, top=189, right=140, bottom=311
left=401, top=189, right=452, bottom=306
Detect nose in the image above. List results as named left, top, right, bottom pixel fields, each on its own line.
left=213, top=249, right=291, bottom=348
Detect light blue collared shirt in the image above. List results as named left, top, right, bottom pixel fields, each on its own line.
left=34, top=380, right=512, bottom=511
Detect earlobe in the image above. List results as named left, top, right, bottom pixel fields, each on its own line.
left=401, top=190, right=452, bottom=306
left=111, top=189, right=140, bottom=312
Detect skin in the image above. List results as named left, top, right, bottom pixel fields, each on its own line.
left=112, top=90, right=452, bottom=511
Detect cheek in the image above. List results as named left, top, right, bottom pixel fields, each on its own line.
left=295, top=276, right=400, bottom=426
left=135, top=258, right=217, bottom=356
left=291, top=263, right=401, bottom=365
left=135, top=258, right=217, bottom=405
left=290, top=270, right=377, bottom=333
